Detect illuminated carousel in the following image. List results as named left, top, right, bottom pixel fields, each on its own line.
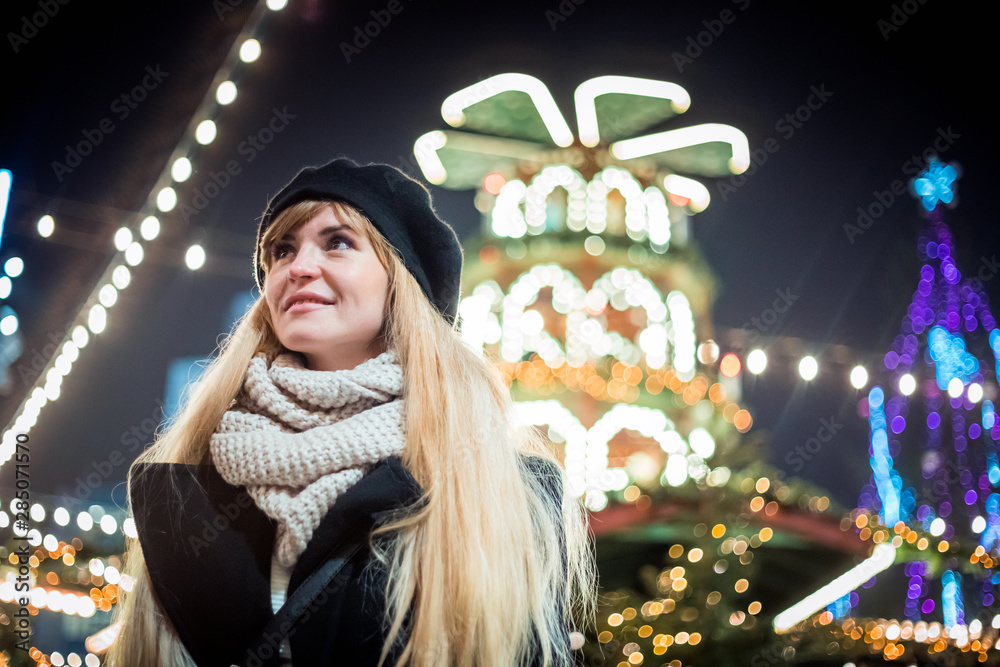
left=413, top=73, right=876, bottom=666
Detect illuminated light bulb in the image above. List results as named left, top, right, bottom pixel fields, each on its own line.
left=850, top=365, right=868, bottom=389
left=72, top=325, right=89, bottom=348
left=124, top=242, right=144, bottom=266
left=972, top=516, right=986, bottom=533
left=611, top=123, right=750, bottom=174
left=100, top=515, right=118, bottom=535
left=37, top=214, right=55, bottom=237
left=87, top=305, right=107, bottom=334
left=898, top=373, right=916, bottom=396
left=930, top=517, right=945, bottom=537
left=123, top=517, right=137, bottom=538
left=140, top=215, right=160, bottom=240
left=239, top=38, right=261, bottom=63
left=664, top=453, right=688, bottom=487
left=441, top=73, right=574, bottom=147
left=483, top=172, right=506, bottom=195
left=798, top=356, right=818, bottom=381
left=412, top=131, right=448, bottom=184
left=77, top=512, right=94, bottom=531
left=54, top=354, right=72, bottom=375
left=98, top=284, right=117, bottom=308
left=171, top=157, right=192, bottom=182
left=195, top=120, right=217, bottom=145
left=773, top=544, right=896, bottom=633
left=54, top=507, right=69, bottom=526
left=575, top=76, right=691, bottom=146
left=584, top=235, right=605, bottom=256
left=746, top=349, right=767, bottom=374
left=156, top=187, right=177, bottom=212
left=215, top=80, right=237, bottom=105
left=688, top=428, right=715, bottom=458
left=266, top=0, right=288, bottom=8
left=113, top=227, right=133, bottom=251
left=112, top=265, right=131, bottom=289
left=720, top=353, right=741, bottom=378
left=0, top=276, right=10, bottom=299
left=0, top=313, right=17, bottom=336
left=663, top=174, right=711, bottom=213
left=697, top=340, right=720, bottom=364
left=185, top=244, right=206, bottom=271
left=3, top=256, right=23, bottom=277
left=969, top=383, right=983, bottom=403
left=948, top=377, right=964, bottom=398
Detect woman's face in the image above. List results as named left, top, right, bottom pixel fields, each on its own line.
left=263, top=205, right=390, bottom=372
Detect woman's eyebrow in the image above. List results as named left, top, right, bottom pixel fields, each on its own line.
left=276, top=224, right=354, bottom=242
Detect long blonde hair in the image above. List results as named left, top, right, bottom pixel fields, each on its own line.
left=106, top=200, right=598, bottom=667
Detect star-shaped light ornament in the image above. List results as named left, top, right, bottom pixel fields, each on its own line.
left=413, top=74, right=749, bottom=252
left=913, top=159, right=958, bottom=212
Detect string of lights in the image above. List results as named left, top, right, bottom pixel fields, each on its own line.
left=0, top=0, right=290, bottom=471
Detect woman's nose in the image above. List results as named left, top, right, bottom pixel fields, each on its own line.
left=287, top=245, right=321, bottom=280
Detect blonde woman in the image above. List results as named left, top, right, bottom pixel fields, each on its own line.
left=102, top=157, right=598, bottom=666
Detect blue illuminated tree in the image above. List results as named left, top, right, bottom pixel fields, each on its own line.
left=856, top=157, right=1000, bottom=646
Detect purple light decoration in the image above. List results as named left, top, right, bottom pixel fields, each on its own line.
left=891, top=416, right=906, bottom=434
left=854, top=159, right=1000, bottom=623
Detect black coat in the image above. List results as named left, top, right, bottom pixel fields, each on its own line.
left=130, top=455, right=569, bottom=667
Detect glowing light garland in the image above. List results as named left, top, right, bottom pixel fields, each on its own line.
left=0, top=2, right=287, bottom=466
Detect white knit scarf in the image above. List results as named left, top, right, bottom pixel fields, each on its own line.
left=210, top=350, right=406, bottom=567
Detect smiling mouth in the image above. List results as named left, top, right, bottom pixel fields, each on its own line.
left=286, top=299, right=335, bottom=311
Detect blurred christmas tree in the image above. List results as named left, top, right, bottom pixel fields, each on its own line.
left=775, top=160, right=1000, bottom=665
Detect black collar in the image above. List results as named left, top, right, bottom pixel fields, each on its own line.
left=129, top=456, right=424, bottom=667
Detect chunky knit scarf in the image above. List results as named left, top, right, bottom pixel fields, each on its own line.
left=210, top=350, right=406, bottom=567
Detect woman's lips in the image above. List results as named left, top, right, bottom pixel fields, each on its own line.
left=286, top=300, right=334, bottom=313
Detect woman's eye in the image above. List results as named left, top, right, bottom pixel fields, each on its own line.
left=270, top=243, right=293, bottom=259
left=328, top=236, right=353, bottom=251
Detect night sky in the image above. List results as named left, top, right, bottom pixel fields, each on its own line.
left=0, top=0, right=995, bottom=519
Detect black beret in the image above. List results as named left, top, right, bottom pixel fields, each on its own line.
left=254, top=157, right=464, bottom=324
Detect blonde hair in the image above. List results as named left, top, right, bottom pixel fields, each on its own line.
left=106, top=200, right=598, bottom=667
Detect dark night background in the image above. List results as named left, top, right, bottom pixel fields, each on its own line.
left=0, top=0, right=994, bottom=518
